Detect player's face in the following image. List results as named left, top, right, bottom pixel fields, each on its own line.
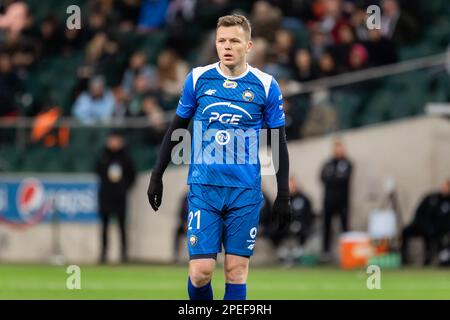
left=216, top=26, right=252, bottom=70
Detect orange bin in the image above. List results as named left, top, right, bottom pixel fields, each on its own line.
left=339, top=232, right=373, bottom=269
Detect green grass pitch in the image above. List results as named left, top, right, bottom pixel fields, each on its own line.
left=0, top=264, right=449, bottom=299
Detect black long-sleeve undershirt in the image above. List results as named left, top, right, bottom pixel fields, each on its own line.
left=269, top=126, right=290, bottom=196
left=152, top=114, right=191, bottom=177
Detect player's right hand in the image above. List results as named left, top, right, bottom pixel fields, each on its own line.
left=147, top=172, right=163, bottom=212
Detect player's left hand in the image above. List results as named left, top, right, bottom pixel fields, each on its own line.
left=272, top=192, right=291, bottom=231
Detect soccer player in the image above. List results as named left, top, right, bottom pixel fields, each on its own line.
left=147, top=14, right=291, bottom=300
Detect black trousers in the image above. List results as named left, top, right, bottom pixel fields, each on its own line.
left=322, top=204, right=348, bottom=253
left=173, top=224, right=186, bottom=262
left=401, top=225, right=437, bottom=265
left=100, top=209, right=127, bottom=263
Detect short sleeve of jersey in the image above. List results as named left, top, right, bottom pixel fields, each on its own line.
left=176, top=72, right=196, bottom=119
left=264, top=77, right=285, bottom=128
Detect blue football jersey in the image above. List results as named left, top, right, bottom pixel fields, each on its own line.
left=176, top=62, right=285, bottom=190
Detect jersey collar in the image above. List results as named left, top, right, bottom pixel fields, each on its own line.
left=215, top=62, right=250, bottom=80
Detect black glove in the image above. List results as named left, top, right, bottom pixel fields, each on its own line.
left=272, top=192, right=291, bottom=231
left=147, top=172, right=163, bottom=212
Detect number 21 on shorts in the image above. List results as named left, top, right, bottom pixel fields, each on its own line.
left=188, top=210, right=201, bottom=230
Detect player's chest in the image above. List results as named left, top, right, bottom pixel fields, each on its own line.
left=194, top=79, right=264, bottom=126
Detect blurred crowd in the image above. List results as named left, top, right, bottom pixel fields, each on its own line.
left=0, top=0, right=425, bottom=144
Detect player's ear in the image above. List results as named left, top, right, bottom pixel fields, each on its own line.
left=246, top=40, right=253, bottom=53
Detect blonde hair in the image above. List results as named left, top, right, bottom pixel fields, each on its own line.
left=217, top=14, right=251, bottom=39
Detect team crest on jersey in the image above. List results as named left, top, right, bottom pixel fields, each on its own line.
left=189, top=235, right=198, bottom=246
left=223, top=80, right=238, bottom=89
left=242, top=90, right=254, bottom=102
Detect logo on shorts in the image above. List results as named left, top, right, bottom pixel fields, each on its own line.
left=189, top=235, right=198, bottom=246
left=249, top=227, right=257, bottom=239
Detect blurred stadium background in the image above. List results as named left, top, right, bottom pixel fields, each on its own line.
left=0, top=0, right=450, bottom=299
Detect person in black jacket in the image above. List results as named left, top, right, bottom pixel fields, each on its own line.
left=401, top=180, right=450, bottom=265
left=173, top=191, right=189, bottom=264
left=320, top=138, right=353, bottom=256
left=259, top=177, right=313, bottom=263
left=95, top=130, right=136, bottom=264
left=289, top=177, right=314, bottom=247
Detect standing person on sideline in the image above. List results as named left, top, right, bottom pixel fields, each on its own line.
left=320, top=138, right=353, bottom=260
left=147, top=15, right=291, bottom=300
left=173, top=191, right=189, bottom=264
left=96, top=130, right=136, bottom=264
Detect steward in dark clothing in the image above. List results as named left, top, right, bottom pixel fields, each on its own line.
left=289, top=190, right=313, bottom=245
left=320, top=139, right=353, bottom=254
left=173, top=192, right=189, bottom=263
left=401, top=180, right=450, bottom=265
left=95, top=132, right=136, bottom=263
left=260, top=178, right=313, bottom=249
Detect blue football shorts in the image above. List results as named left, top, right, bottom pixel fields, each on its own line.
left=186, top=183, right=263, bottom=259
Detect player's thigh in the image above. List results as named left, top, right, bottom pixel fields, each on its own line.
left=223, top=190, right=263, bottom=257
left=187, top=184, right=223, bottom=256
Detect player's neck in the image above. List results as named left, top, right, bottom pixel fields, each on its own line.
left=219, top=62, right=248, bottom=78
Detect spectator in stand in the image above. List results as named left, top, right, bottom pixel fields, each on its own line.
left=347, top=43, right=369, bottom=72
left=327, top=23, right=355, bottom=73
left=127, top=73, right=152, bottom=116
left=76, top=32, right=119, bottom=91
left=310, top=27, right=330, bottom=61
left=121, top=51, right=155, bottom=99
left=363, top=29, right=397, bottom=67
left=137, top=0, right=169, bottom=31
left=85, top=9, right=109, bottom=39
left=38, top=14, right=64, bottom=57
left=273, top=29, right=295, bottom=69
left=0, top=52, right=20, bottom=118
left=317, top=52, right=337, bottom=78
left=155, top=49, right=188, bottom=99
left=141, top=93, right=165, bottom=132
left=61, top=28, right=89, bottom=56
left=72, top=76, right=115, bottom=124
left=380, top=0, right=420, bottom=46
left=293, top=48, right=317, bottom=82
left=0, top=1, right=29, bottom=37
left=247, top=37, right=269, bottom=71
left=250, top=0, right=282, bottom=42
left=114, top=0, right=142, bottom=32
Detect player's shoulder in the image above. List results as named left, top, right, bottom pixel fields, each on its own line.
left=248, top=65, right=274, bottom=83
left=248, top=65, right=278, bottom=97
left=191, top=62, right=219, bottom=86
